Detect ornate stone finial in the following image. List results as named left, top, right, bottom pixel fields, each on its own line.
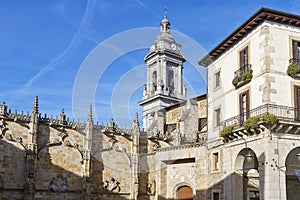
left=60, top=109, right=66, bottom=124
left=0, top=101, right=7, bottom=116
left=32, top=96, right=39, bottom=115
left=132, top=112, right=140, bottom=128
left=109, top=118, right=115, bottom=130
left=135, top=112, right=139, bottom=127
left=88, top=105, right=93, bottom=121
left=164, top=6, right=167, bottom=17
left=184, top=84, right=187, bottom=96
left=143, top=84, right=147, bottom=96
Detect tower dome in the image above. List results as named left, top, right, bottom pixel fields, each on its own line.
left=148, top=13, right=182, bottom=54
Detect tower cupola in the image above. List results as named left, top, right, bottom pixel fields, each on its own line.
left=139, top=11, right=187, bottom=131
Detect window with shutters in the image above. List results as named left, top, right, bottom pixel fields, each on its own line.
left=240, top=46, right=248, bottom=68
left=212, top=152, right=219, bottom=171
left=214, top=107, right=221, bottom=128
left=288, top=40, right=300, bottom=77
left=214, top=69, right=221, bottom=90
left=294, top=85, right=300, bottom=120
left=232, top=46, right=253, bottom=88
left=239, top=90, right=250, bottom=124
left=291, top=40, right=300, bottom=66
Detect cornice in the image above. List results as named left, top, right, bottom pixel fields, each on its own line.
left=199, top=8, right=300, bottom=67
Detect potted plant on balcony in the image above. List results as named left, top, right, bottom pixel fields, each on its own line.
left=262, top=113, right=278, bottom=125
left=220, top=125, right=233, bottom=138
left=243, top=116, right=259, bottom=130
left=232, top=76, right=239, bottom=87
left=232, top=69, right=253, bottom=88
left=242, top=69, right=253, bottom=81
left=287, top=63, right=299, bottom=77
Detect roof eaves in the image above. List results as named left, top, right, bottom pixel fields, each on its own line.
left=199, top=7, right=300, bottom=67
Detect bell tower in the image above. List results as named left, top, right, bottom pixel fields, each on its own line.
left=139, top=12, right=186, bottom=131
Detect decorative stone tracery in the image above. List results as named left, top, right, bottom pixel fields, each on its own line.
left=147, top=179, right=156, bottom=195
left=103, top=177, right=121, bottom=193
left=48, top=174, right=68, bottom=192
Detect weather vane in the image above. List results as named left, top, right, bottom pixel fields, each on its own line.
left=164, top=6, right=167, bottom=17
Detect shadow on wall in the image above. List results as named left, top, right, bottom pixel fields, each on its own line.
left=2, top=122, right=297, bottom=200
left=0, top=127, right=131, bottom=200
left=0, top=138, right=26, bottom=199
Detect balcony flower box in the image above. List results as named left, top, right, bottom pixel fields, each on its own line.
left=232, top=64, right=253, bottom=88
left=287, top=58, right=300, bottom=78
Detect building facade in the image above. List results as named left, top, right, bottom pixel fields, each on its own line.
left=200, top=8, right=300, bottom=200
left=1, top=7, right=300, bottom=200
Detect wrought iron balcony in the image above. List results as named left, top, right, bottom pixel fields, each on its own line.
left=220, top=103, right=300, bottom=130
left=232, top=64, right=253, bottom=88
left=289, top=58, right=299, bottom=65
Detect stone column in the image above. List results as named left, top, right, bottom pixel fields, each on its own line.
left=82, top=105, right=93, bottom=200
left=24, top=96, right=39, bottom=200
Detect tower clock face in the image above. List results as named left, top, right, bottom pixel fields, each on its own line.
left=171, top=43, right=176, bottom=50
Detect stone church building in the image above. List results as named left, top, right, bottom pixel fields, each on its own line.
left=1, top=7, right=300, bottom=200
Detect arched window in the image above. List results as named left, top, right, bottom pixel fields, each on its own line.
left=168, top=70, right=174, bottom=93
left=152, top=71, right=157, bottom=93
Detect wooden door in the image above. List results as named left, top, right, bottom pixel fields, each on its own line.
left=239, top=90, right=250, bottom=124
left=177, top=186, right=193, bottom=200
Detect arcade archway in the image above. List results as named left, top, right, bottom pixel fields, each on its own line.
left=285, top=147, right=300, bottom=200
left=235, top=148, right=259, bottom=200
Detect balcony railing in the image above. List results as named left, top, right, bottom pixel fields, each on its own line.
left=234, top=64, right=251, bottom=78
left=220, top=103, right=300, bottom=130
left=289, top=58, right=299, bottom=66
left=232, top=64, right=252, bottom=88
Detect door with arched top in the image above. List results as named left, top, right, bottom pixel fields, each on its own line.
left=177, top=185, right=193, bottom=200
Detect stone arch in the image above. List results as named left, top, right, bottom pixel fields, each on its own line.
left=174, top=182, right=195, bottom=200
left=35, top=145, right=83, bottom=191
left=285, top=146, right=300, bottom=200
left=97, top=149, right=131, bottom=193
left=234, top=148, right=259, bottom=200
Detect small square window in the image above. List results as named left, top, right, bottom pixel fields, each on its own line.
left=212, top=192, right=220, bottom=200
left=214, top=108, right=221, bottom=127
left=214, top=71, right=220, bottom=88
left=213, top=152, right=219, bottom=171
left=249, top=190, right=260, bottom=200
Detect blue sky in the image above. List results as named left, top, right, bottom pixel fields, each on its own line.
left=0, top=0, right=299, bottom=126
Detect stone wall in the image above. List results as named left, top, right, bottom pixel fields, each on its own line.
left=0, top=100, right=140, bottom=200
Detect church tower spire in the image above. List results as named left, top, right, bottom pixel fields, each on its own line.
left=160, top=7, right=170, bottom=33
left=139, top=12, right=186, bottom=131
